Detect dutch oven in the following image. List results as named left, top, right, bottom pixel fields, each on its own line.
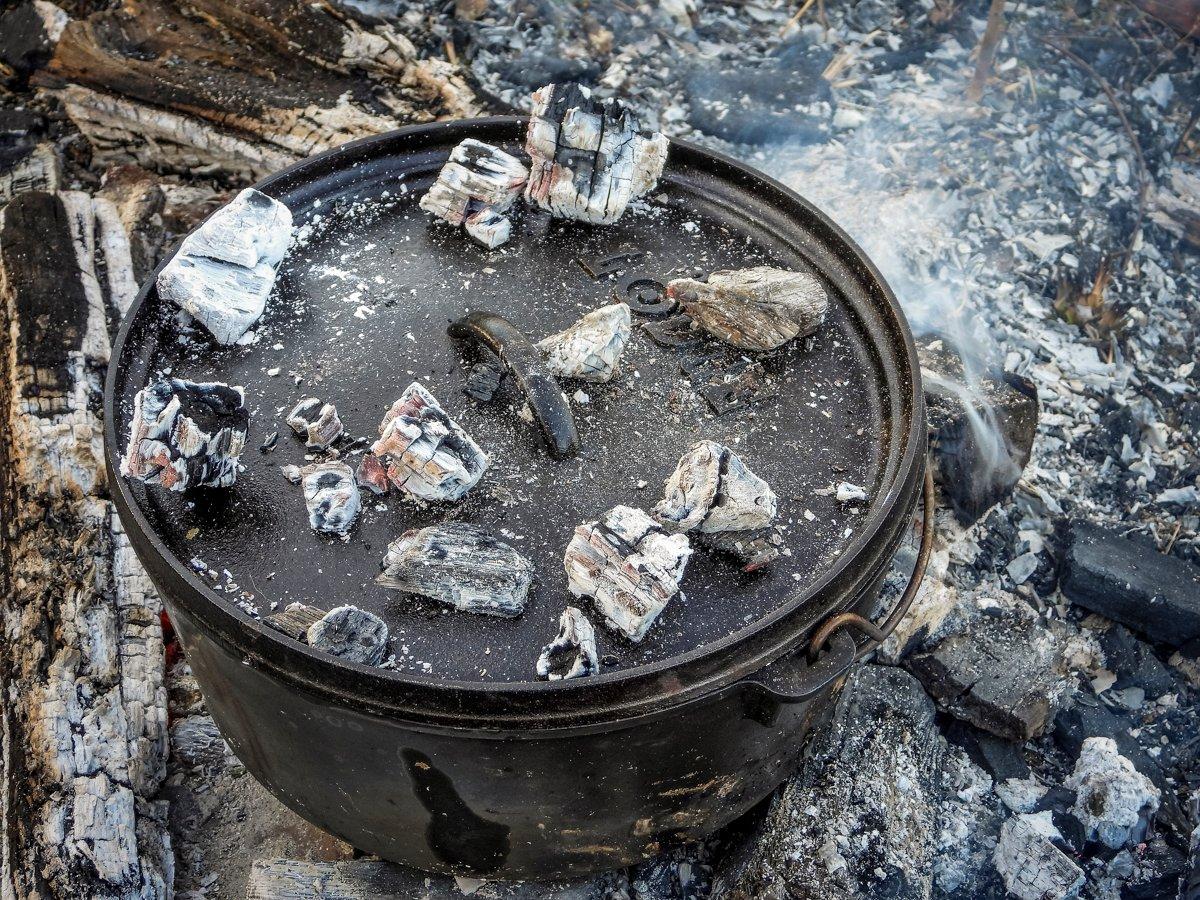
left=104, top=117, right=932, bottom=879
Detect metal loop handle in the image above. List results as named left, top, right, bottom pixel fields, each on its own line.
left=808, top=464, right=936, bottom=663
left=448, top=310, right=580, bottom=459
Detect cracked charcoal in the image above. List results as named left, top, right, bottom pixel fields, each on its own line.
left=419, top=138, right=527, bottom=248
left=285, top=397, right=343, bottom=450
left=295, top=461, right=360, bottom=535
left=306, top=605, right=388, bottom=666
left=524, top=81, right=668, bottom=225
left=371, top=382, right=488, bottom=502
left=667, top=266, right=828, bottom=351
left=536, top=302, right=632, bottom=383
left=355, top=453, right=389, bottom=496
left=463, top=357, right=505, bottom=402
left=653, top=440, right=777, bottom=534
left=377, top=523, right=534, bottom=618
left=699, top=527, right=784, bottom=572
left=121, top=378, right=248, bottom=492
left=564, top=505, right=691, bottom=642
left=536, top=606, right=599, bottom=680
left=156, top=188, right=293, bottom=345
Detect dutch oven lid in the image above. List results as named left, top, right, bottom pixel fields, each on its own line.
left=105, top=118, right=924, bottom=725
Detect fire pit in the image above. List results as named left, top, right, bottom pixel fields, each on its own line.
left=104, top=116, right=930, bottom=879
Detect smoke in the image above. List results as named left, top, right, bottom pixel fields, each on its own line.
left=759, top=115, right=1021, bottom=489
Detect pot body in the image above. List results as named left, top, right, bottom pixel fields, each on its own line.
left=164, top=594, right=857, bottom=879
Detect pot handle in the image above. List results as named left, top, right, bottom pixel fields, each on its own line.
left=807, top=464, right=936, bottom=664
left=448, top=310, right=580, bottom=459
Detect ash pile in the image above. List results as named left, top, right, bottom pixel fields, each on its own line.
left=4, top=0, right=1200, bottom=897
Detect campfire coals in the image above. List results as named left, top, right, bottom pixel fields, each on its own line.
left=157, top=188, right=293, bottom=345
left=371, top=382, right=489, bottom=503
left=654, top=440, right=777, bottom=534
left=666, top=266, right=829, bottom=352
left=564, top=505, right=691, bottom=642
left=121, top=378, right=249, bottom=492
left=419, top=138, right=529, bottom=249
left=377, top=523, right=535, bottom=618
left=536, top=302, right=632, bottom=383
left=524, top=82, right=668, bottom=225
left=536, top=606, right=600, bottom=680
left=282, top=461, right=361, bottom=535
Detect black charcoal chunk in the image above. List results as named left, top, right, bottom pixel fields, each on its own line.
left=463, top=357, right=505, bottom=402
left=306, top=605, right=388, bottom=666
left=1061, top=520, right=1200, bottom=647
left=264, top=603, right=325, bottom=642
left=378, top=524, right=534, bottom=618
left=121, top=377, right=249, bottom=492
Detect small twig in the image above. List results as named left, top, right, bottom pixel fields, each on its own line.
left=966, top=0, right=1008, bottom=102
left=443, top=40, right=458, bottom=66
left=1174, top=102, right=1200, bottom=159
left=1039, top=37, right=1149, bottom=272
left=780, top=0, right=817, bottom=37
left=1165, top=521, right=1182, bottom=555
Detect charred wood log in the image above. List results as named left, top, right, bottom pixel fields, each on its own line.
left=34, top=0, right=481, bottom=180
left=0, top=190, right=171, bottom=899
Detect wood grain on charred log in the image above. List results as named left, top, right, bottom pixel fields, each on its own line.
left=35, top=0, right=480, bottom=179
left=0, top=190, right=171, bottom=899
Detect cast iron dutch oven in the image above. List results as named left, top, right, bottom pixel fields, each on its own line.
left=104, top=117, right=932, bottom=879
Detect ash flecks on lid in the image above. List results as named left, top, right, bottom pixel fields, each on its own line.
left=378, top=523, right=534, bottom=618
left=525, top=81, right=668, bottom=225
left=564, top=505, right=691, bottom=642
left=157, top=188, right=293, bottom=346
left=536, top=606, right=599, bottom=680
left=372, top=382, right=489, bottom=503
left=122, top=378, right=249, bottom=492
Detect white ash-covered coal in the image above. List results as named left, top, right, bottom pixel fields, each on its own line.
left=121, top=378, right=248, bottom=492
left=283, top=461, right=361, bottom=535
left=564, top=505, right=691, bottom=642
left=536, top=606, right=599, bottom=680
left=419, top=138, right=528, bottom=249
left=306, top=605, right=388, bottom=666
left=285, top=397, right=344, bottom=451
left=156, top=188, right=293, bottom=345
left=666, top=266, right=828, bottom=352
left=525, top=82, right=668, bottom=224
left=377, top=523, right=534, bottom=618
left=354, top=453, right=389, bottom=496
left=371, top=382, right=489, bottom=502
left=654, top=440, right=777, bottom=534
left=536, top=301, right=632, bottom=383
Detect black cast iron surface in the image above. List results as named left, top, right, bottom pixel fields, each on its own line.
left=108, top=118, right=918, bottom=688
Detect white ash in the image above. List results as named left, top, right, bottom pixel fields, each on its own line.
left=377, top=523, right=534, bottom=618
left=653, top=440, right=777, bottom=534
left=419, top=138, right=527, bottom=248
left=524, top=82, right=668, bottom=225
left=1065, top=736, right=1160, bottom=849
left=306, top=605, right=388, bottom=666
left=371, top=382, right=489, bottom=502
left=121, top=378, right=248, bottom=492
left=993, top=812, right=1085, bottom=900
left=836, top=481, right=869, bottom=504
left=285, top=396, right=343, bottom=450
left=666, top=266, right=828, bottom=352
left=564, top=505, right=691, bottom=642
left=536, top=606, right=599, bottom=681
left=156, top=188, right=292, bottom=345
left=536, top=302, right=632, bottom=383
left=292, top=461, right=361, bottom=535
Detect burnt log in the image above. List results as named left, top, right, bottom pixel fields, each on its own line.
left=34, top=0, right=481, bottom=179
left=0, top=190, right=171, bottom=898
